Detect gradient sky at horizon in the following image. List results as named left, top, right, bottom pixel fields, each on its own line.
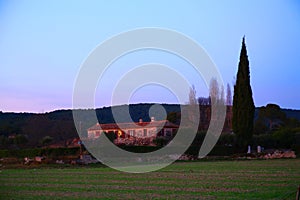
left=1, top=0, right=300, bottom=113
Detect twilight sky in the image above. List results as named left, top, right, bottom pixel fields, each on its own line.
left=1, top=0, right=300, bottom=113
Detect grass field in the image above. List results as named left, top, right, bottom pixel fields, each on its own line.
left=1, top=159, right=299, bottom=199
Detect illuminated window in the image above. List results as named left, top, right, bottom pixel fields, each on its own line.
left=128, top=130, right=135, bottom=137
left=96, top=131, right=101, bottom=137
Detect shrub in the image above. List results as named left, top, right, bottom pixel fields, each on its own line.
left=252, top=134, right=275, bottom=148
left=153, top=137, right=168, bottom=147
left=272, top=128, right=296, bottom=148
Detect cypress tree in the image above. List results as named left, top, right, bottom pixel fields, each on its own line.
left=232, top=37, right=255, bottom=151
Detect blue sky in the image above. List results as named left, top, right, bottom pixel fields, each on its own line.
left=1, top=0, right=300, bottom=112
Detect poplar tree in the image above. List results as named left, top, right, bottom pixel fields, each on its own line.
left=226, top=83, right=232, bottom=106
left=232, top=37, right=255, bottom=150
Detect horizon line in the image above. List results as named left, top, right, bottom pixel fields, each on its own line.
left=1, top=102, right=299, bottom=114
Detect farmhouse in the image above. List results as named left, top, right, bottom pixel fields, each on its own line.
left=87, top=117, right=178, bottom=145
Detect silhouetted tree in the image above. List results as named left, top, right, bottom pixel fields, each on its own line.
left=13, top=134, right=28, bottom=146
left=220, top=84, right=225, bottom=105
left=226, top=83, right=232, bottom=106
left=254, top=120, right=268, bottom=135
left=209, top=78, right=219, bottom=105
left=232, top=37, right=255, bottom=150
left=167, top=112, right=180, bottom=124
left=260, top=104, right=286, bottom=130
left=188, top=85, right=198, bottom=124
left=41, top=136, right=53, bottom=146
left=189, top=85, right=197, bottom=105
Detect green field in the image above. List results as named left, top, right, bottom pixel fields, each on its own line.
left=1, top=159, right=299, bottom=199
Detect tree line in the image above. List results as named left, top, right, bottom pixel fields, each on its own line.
left=187, top=37, right=300, bottom=153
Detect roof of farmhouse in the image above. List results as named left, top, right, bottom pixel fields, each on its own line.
left=87, top=120, right=179, bottom=131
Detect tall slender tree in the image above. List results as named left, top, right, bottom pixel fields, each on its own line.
left=188, top=85, right=198, bottom=124
left=189, top=85, right=197, bottom=105
left=220, top=84, right=225, bottom=105
left=226, top=83, right=232, bottom=106
left=232, top=37, right=255, bottom=150
left=209, top=78, right=219, bottom=105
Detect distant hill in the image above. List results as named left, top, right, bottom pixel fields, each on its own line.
left=282, top=109, right=300, bottom=121
left=0, top=103, right=299, bottom=148
left=0, top=104, right=180, bottom=148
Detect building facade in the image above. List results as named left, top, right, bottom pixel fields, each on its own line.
left=87, top=118, right=178, bottom=145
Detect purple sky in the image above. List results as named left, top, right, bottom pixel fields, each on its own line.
left=1, top=1, right=300, bottom=113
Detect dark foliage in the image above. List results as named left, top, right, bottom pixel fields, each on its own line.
left=103, top=131, right=117, bottom=143
left=153, top=137, right=169, bottom=147
left=0, top=147, right=80, bottom=158
left=232, top=37, right=255, bottom=150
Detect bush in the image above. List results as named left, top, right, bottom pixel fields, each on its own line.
left=41, top=136, right=53, bottom=146
left=217, top=133, right=236, bottom=146
left=272, top=128, right=296, bottom=148
left=185, top=145, right=234, bottom=157
left=120, top=145, right=161, bottom=153
left=252, top=134, right=275, bottom=148
left=0, top=147, right=80, bottom=158
left=0, top=148, right=42, bottom=158
left=209, top=145, right=234, bottom=156
left=153, top=137, right=168, bottom=147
